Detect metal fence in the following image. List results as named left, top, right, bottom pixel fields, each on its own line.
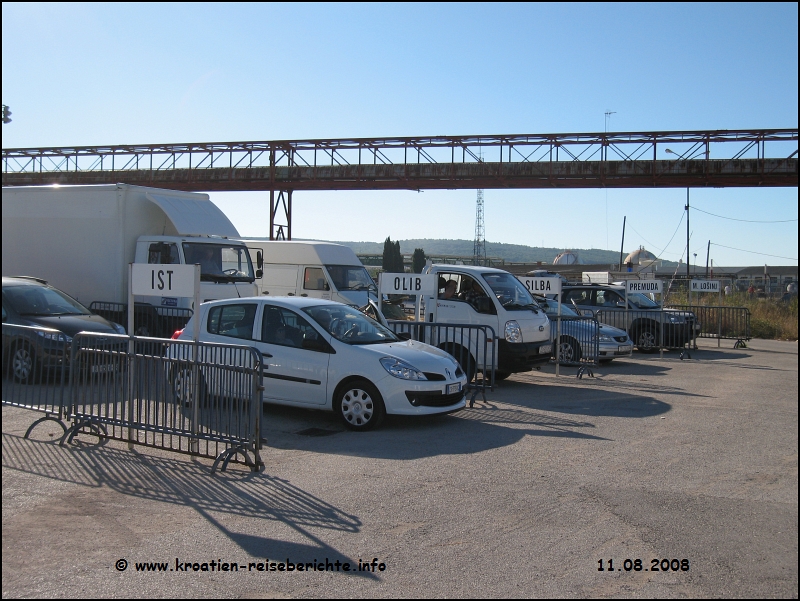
left=550, top=315, right=602, bottom=378
left=666, top=305, right=751, bottom=347
left=386, top=321, right=495, bottom=406
left=594, top=308, right=697, bottom=356
left=1, top=323, right=71, bottom=436
left=3, top=326, right=264, bottom=473
left=88, top=301, right=193, bottom=339
left=63, top=333, right=264, bottom=472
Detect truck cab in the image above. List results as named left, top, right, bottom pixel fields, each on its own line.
left=423, top=265, right=552, bottom=379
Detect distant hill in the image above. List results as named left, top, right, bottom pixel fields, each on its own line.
left=323, top=238, right=680, bottom=267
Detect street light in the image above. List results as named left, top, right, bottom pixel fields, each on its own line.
left=667, top=149, right=691, bottom=281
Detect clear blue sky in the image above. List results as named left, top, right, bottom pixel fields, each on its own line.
left=3, top=2, right=797, bottom=267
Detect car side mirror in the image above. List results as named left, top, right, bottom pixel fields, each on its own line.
left=256, top=251, right=263, bottom=270
left=256, top=269, right=263, bottom=278
left=396, top=332, right=411, bottom=341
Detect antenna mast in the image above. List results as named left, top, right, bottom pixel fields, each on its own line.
left=473, top=188, right=486, bottom=266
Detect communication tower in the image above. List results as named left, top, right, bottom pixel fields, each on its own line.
left=473, top=189, right=487, bottom=266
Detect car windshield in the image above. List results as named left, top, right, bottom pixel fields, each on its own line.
left=3, top=284, right=91, bottom=316
left=303, top=304, right=399, bottom=345
left=482, top=272, right=540, bottom=311
left=534, top=296, right=579, bottom=317
left=628, top=292, right=660, bottom=309
left=183, top=243, right=256, bottom=283
left=325, top=265, right=376, bottom=292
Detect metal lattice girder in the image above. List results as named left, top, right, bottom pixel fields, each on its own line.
left=3, top=129, right=797, bottom=191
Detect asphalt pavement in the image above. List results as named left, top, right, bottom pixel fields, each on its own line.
left=2, top=337, right=797, bottom=598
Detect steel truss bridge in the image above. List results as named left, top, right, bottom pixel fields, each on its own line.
left=3, top=128, right=797, bottom=239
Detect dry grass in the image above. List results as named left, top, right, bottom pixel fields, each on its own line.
left=665, top=292, right=798, bottom=341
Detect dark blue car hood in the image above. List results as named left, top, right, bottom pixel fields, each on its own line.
left=20, top=314, right=120, bottom=338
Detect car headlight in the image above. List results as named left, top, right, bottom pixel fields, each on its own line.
left=36, top=330, right=71, bottom=343
left=593, top=333, right=613, bottom=342
left=111, top=322, right=127, bottom=335
left=380, top=357, right=427, bottom=380
left=668, top=315, right=686, bottom=323
left=505, top=320, right=522, bottom=343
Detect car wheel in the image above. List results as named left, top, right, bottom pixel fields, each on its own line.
left=494, top=371, right=511, bottom=381
left=439, top=343, right=476, bottom=383
left=11, top=343, right=38, bottom=384
left=334, top=379, right=385, bottom=431
left=635, top=327, right=659, bottom=353
left=557, top=336, right=581, bottom=364
left=171, top=366, right=207, bottom=407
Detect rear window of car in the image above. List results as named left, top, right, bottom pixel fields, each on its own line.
left=207, top=304, right=257, bottom=340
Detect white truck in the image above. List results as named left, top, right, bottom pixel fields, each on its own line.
left=422, top=264, right=553, bottom=380
left=242, top=240, right=378, bottom=306
left=2, top=184, right=258, bottom=335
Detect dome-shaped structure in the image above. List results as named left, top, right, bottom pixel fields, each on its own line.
left=623, top=246, right=661, bottom=273
left=553, top=250, right=580, bottom=265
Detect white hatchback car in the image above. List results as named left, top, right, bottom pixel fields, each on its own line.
left=172, top=297, right=467, bottom=430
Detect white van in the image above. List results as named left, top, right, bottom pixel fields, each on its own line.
left=242, top=240, right=377, bottom=307
left=422, top=264, right=552, bottom=380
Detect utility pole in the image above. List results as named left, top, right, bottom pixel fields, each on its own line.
left=685, top=188, right=690, bottom=280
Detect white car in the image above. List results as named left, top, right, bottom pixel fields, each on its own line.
left=171, top=297, right=467, bottom=430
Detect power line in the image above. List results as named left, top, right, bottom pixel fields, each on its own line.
left=692, top=206, right=798, bottom=223
left=711, top=243, right=797, bottom=261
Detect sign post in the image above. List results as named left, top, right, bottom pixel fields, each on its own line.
left=378, top=273, right=436, bottom=324
left=625, top=279, right=665, bottom=358
left=691, top=279, right=721, bottom=347
left=519, top=277, right=563, bottom=375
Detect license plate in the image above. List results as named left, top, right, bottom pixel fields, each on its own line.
left=539, top=344, right=552, bottom=354
left=618, top=345, right=632, bottom=353
left=447, top=383, right=462, bottom=395
left=91, top=364, right=115, bottom=374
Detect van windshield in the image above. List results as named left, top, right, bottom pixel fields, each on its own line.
left=325, top=265, right=376, bottom=292
left=482, top=272, right=540, bottom=312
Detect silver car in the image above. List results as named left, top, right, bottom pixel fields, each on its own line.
left=533, top=296, right=633, bottom=364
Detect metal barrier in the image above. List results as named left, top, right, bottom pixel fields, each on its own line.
left=1, top=323, right=70, bottom=437
left=61, top=333, right=264, bottom=472
left=88, top=301, right=193, bottom=338
left=594, top=308, right=698, bottom=357
left=550, top=315, right=601, bottom=378
left=386, top=320, right=495, bottom=407
left=666, top=305, right=751, bottom=348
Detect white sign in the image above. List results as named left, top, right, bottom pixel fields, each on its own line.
left=690, top=279, right=720, bottom=293
left=582, top=271, right=610, bottom=284
left=518, top=277, right=562, bottom=295
left=379, top=273, right=436, bottom=296
left=626, top=279, right=663, bottom=294
left=131, top=263, right=197, bottom=298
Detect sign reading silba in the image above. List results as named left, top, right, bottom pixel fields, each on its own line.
left=518, top=277, right=562, bottom=295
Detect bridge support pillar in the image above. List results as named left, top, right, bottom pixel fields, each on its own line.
left=270, top=189, right=292, bottom=240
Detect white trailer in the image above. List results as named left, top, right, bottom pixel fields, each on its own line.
left=2, top=184, right=258, bottom=333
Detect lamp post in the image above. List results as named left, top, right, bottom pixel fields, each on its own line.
left=665, top=149, right=691, bottom=282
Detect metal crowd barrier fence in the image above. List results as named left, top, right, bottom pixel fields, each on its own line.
left=386, top=320, right=495, bottom=407
left=550, top=315, right=601, bottom=378
left=88, top=301, right=193, bottom=339
left=594, top=308, right=698, bottom=358
left=58, top=333, right=264, bottom=472
left=1, top=323, right=71, bottom=437
left=666, top=305, right=751, bottom=348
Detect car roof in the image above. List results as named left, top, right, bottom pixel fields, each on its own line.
left=199, top=296, right=347, bottom=310
left=2, top=276, right=50, bottom=287
left=430, top=264, right=514, bottom=275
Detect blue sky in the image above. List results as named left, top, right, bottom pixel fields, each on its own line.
left=2, top=2, right=797, bottom=267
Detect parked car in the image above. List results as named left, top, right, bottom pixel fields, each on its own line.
left=558, top=283, right=699, bottom=352
left=2, top=276, right=126, bottom=383
left=170, top=297, right=467, bottom=431
left=532, top=296, right=632, bottom=363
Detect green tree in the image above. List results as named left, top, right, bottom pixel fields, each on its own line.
left=412, top=248, right=427, bottom=273
left=382, top=237, right=404, bottom=273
